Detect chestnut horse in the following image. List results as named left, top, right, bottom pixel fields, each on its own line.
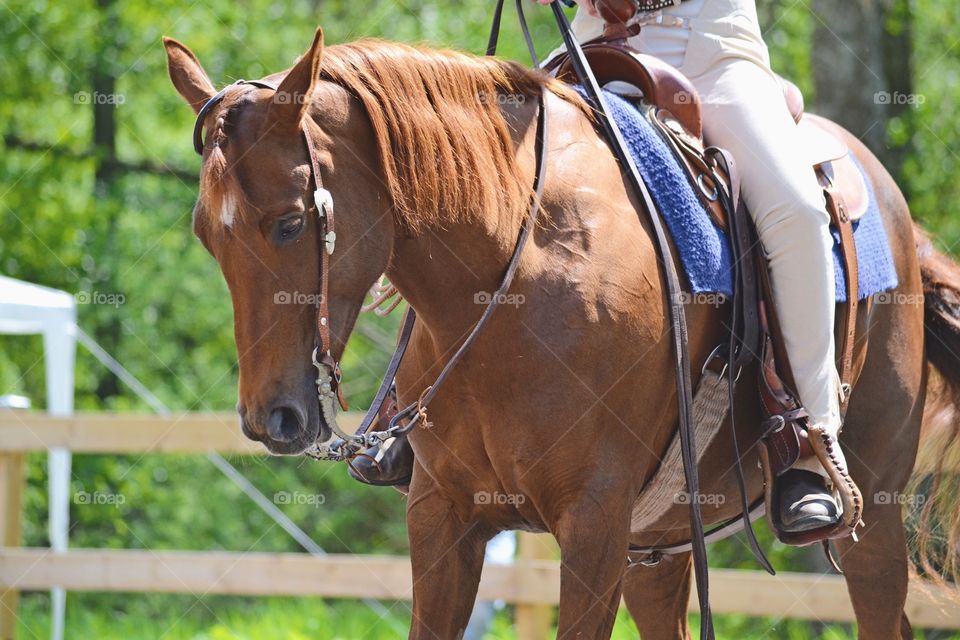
left=165, top=28, right=960, bottom=639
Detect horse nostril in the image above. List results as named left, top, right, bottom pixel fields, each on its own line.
left=266, top=405, right=303, bottom=443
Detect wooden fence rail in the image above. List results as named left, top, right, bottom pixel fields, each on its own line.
left=1, top=411, right=958, bottom=636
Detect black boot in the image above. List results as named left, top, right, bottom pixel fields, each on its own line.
left=778, top=468, right=840, bottom=533
left=348, top=435, right=415, bottom=487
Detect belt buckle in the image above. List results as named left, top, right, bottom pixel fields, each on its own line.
left=635, top=1, right=687, bottom=28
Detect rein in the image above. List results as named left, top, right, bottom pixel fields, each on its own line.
left=193, top=73, right=549, bottom=462
left=544, top=5, right=714, bottom=637
left=191, top=12, right=718, bottom=636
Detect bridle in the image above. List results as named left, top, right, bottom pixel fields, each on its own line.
left=192, top=71, right=549, bottom=462
left=193, top=78, right=352, bottom=445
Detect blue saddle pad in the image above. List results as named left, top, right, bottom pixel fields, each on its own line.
left=589, top=88, right=898, bottom=302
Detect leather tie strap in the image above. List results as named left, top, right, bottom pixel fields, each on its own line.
left=706, top=148, right=774, bottom=576
left=826, top=187, right=858, bottom=414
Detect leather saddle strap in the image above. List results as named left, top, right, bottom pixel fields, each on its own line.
left=707, top=148, right=760, bottom=374
left=825, top=187, right=858, bottom=415
left=706, top=148, right=774, bottom=575
left=548, top=5, right=713, bottom=637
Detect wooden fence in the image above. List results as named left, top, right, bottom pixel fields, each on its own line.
left=1, top=410, right=959, bottom=638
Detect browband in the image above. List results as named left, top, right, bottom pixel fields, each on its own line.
left=192, top=79, right=277, bottom=155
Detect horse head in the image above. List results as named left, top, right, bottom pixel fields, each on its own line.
left=164, top=29, right=394, bottom=454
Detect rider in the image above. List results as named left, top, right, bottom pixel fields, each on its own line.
left=359, top=0, right=845, bottom=534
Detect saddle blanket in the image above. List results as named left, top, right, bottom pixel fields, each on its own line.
left=593, top=88, right=899, bottom=302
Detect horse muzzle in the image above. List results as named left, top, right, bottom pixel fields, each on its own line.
left=239, top=394, right=325, bottom=455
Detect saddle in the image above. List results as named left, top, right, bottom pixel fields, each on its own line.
left=546, top=36, right=865, bottom=547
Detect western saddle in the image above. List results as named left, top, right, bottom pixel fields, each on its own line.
left=544, top=4, right=866, bottom=547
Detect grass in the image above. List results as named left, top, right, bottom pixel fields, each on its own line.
left=19, top=591, right=944, bottom=639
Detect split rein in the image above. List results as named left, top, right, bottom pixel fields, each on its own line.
left=301, top=10, right=551, bottom=462
left=192, top=7, right=719, bottom=637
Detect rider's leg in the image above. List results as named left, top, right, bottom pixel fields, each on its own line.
left=688, top=59, right=844, bottom=530
left=613, top=0, right=843, bottom=532
left=619, top=1, right=843, bottom=435
left=690, top=58, right=843, bottom=436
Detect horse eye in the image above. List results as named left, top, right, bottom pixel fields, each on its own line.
left=274, top=213, right=305, bottom=244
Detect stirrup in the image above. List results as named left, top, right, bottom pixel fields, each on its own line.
left=757, top=333, right=862, bottom=546
left=759, top=429, right=862, bottom=546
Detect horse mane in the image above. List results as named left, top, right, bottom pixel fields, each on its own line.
left=319, top=40, right=584, bottom=233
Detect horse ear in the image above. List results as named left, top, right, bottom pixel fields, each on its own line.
left=267, top=27, right=324, bottom=130
left=163, top=37, right=216, bottom=114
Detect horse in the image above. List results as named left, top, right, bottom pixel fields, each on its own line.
left=164, top=26, right=960, bottom=639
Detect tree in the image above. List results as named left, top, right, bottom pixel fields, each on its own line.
left=810, top=0, right=916, bottom=185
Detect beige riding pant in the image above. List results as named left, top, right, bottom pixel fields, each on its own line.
left=564, top=0, right=843, bottom=440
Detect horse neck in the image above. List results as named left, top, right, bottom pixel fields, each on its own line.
left=386, top=207, right=525, bottom=345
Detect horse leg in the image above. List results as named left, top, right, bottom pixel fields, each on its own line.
left=407, top=484, right=491, bottom=640
left=554, top=500, right=631, bottom=639
left=834, top=390, right=919, bottom=639
left=622, top=552, right=692, bottom=640
left=835, top=501, right=914, bottom=639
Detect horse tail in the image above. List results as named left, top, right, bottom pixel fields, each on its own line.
left=910, top=222, right=960, bottom=583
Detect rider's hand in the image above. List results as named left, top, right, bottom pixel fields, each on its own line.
left=536, top=0, right=600, bottom=17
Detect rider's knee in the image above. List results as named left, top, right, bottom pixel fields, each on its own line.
left=754, top=194, right=830, bottom=242
left=754, top=197, right=831, bottom=258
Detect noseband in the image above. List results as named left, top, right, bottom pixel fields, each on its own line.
left=192, top=77, right=548, bottom=459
